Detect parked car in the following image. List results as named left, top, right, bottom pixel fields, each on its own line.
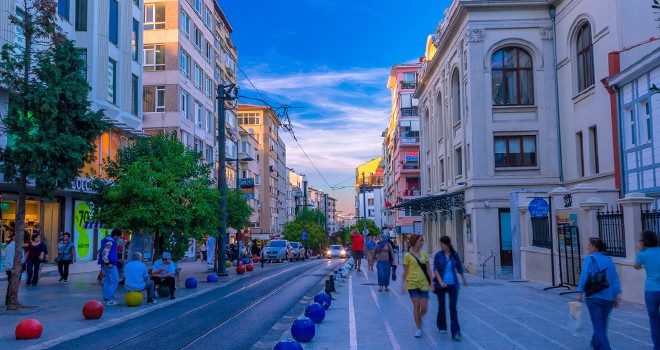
left=289, top=242, right=306, bottom=261
left=262, top=240, right=290, bottom=262
left=326, top=245, right=346, bottom=259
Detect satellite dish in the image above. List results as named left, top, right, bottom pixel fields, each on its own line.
left=248, top=128, right=254, bottom=134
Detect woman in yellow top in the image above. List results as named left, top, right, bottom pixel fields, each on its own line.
left=401, top=234, right=435, bottom=338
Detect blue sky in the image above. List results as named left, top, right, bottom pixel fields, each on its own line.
left=220, top=0, right=451, bottom=213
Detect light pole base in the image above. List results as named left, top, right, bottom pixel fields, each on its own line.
left=218, top=272, right=228, bottom=277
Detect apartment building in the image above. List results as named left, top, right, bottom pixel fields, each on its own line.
left=355, top=158, right=385, bottom=230
left=383, top=63, right=423, bottom=238
left=0, top=0, right=144, bottom=262
left=327, top=196, right=338, bottom=234
left=141, top=0, right=239, bottom=181
left=276, top=134, right=288, bottom=233
left=237, top=104, right=285, bottom=239
left=288, top=168, right=305, bottom=218
left=238, top=127, right=262, bottom=239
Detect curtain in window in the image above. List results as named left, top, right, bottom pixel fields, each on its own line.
left=491, top=47, right=533, bottom=105
left=494, top=138, right=506, bottom=166
left=523, top=136, right=536, bottom=165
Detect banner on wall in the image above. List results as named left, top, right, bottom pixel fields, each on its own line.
left=73, top=200, right=94, bottom=261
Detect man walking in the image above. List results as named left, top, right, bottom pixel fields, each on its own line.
left=98, top=229, right=121, bottom=305
left=124, top=252, right=156, bottom=304
left=350, top=229, right=365, bottom=272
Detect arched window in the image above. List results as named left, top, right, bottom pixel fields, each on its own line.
left=451, top=70, right=461, bottom=124
left=491, top=47, right=533, bottom=105
left=437, top=92, right=443, bottom=139
left=576, top=23, right=594, bottom=92
left=424, top=109, right=430, bottom=150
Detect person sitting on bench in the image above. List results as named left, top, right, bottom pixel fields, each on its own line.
left=151, top=252, right=177, bottom=300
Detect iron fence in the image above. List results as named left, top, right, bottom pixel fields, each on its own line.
left=597, top=207, right=626, bottom=257
left=641, top=207, right=660, bottom=240
left=531, top=216, right=552, bottom=249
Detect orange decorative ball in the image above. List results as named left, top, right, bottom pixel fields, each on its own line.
left=82, top=300, right=104, bottom=319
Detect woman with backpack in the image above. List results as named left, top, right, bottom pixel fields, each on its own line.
left=577, top=237, right=622, bottom=350
left=433, top=236, right=467, bottom=341
left=634, top=230, right=659, bottom=350
left=401, top=234, right=435, bottom=338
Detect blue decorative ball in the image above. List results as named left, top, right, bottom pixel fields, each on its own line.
left=185, top=277, right=198, bottom=289
left=241, top=258, right=249, bottom=265
left=272, top=338, right=303, bottom=350
left=314, top=292, right=332, bottom=310
left=290, top=317, right=315, bottom=343
left=207, top=273, right=219, bottom=283
left=304, top=302, right=326, bottom=323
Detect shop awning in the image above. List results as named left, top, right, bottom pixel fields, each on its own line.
left=390, top=191, right=464, bottom=219
left=83, top=221, right=105, bottom=229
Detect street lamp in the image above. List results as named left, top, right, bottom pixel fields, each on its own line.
left=226, top=156, right=253, bottom=260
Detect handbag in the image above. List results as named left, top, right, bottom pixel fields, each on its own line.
left=584, top=256, right=609, bottom=296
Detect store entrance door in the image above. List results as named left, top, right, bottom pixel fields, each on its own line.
left=42, top=202, right=61, bottom=263
left=499, top=209, right=513, bottom=266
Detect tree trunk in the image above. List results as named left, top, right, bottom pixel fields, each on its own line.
left=7, top=174, right=27, bottom=310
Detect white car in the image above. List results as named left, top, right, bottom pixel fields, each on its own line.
left=288, top=242, right=306, bottom=261
left=326, top=245, right=346, bottom=259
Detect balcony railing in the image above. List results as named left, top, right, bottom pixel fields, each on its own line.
left=402, top=162, right=420, bottom=170
left=401, top=107, right=418, bottom=116
left=400, top=189, right=421, bottom=197
left=400, top=81, right=417, bottom=89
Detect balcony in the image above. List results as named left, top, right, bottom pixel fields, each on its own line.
left=399, top=131, right=420, bottom=145
left=401, top=107, right=418, bottom=116
left=400, top=81, right=417, bottom=89
left=399, top=188, right=421, bottom=198
left=401, top=162, right=420, bottom=170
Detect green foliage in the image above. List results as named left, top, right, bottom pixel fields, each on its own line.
left=227, top=188, right=253, bottom=231
left=282, top=209, right=327, bottom=249
left=89, top=133, right=219, bottom=261
left=349, top=219, right=381, bottom=236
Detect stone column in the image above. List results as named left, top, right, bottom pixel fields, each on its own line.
left=579, top=197, right=607, bottom=251
left=618, top=193, right=653, bottom=259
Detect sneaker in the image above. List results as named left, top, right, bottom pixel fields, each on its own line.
left=378, top=286, right=383, bottom=292
left=452, top=333, right=462, bottom=341
left=147, top=299, right=157, bottom=304
left=107, top=300, right=120, bottom=306
left=58, top=278, right=63, bottom=282
left=439, top=330, right=447, bottom=335
left=384, top=287, right=390, bottom=292
left=169, top=295, right=176, bottom=300
left=63, top=280, right=67, bottom=283
left=415, top=329, right=423, bottom=338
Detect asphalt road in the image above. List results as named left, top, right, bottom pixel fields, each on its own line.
left=51, top=259, right=344, bottom=350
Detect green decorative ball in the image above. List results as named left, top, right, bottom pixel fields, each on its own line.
left=157, top=285, right=170, bottom=298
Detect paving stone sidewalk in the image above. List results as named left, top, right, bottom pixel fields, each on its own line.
left=268, top=263, right=653, bottom=350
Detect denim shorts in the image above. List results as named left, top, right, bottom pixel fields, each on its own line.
left=408, top=288, right=429, bottom=299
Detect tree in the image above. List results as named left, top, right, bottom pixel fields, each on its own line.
left=226, top=188, right=253, bottom=232
left=89, top=133, right=219, bottom=262
left=349, top=219, right=381, bottom=236
left=282, top=209, right=327, bottom=251
left=0, top=0, right=107, bottom=310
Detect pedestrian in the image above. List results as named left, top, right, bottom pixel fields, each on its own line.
left=200, top=240, right=208, bottom=262
left=98, top=229, right=122, bottom=306
left=375, top=233, right=394, bottom=291
left=26, top=232, right=48, bottom=287
left=401, top=234, right=434, bottom=338
left=124, top=252, right=156, bottom=304
left=634, top=230, right=659, bottom=350
left=251, top=239, right=260, bottom=259
left=365, top=234, right=376, bottom=271
left=56, top=232, right=76, bottom=283
left=350, top=229, right=365, bottom=272
left=577, top=237, right=622, bottom=350
left=151, top=252, right=177, bottom=300
left=388, top=237, right=398, bottom=280
left=4, top=233, right=25, bottom=306
left=433, top=236, right=468, bottom=341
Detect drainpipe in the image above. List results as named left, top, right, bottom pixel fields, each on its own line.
left=550, top=7, right=564, bottom=183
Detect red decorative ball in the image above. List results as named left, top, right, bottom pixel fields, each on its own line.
left=82, top=300, right=104, bottom=320
left=246, top=263, right=254, bottom=271
left=237, top=265, right=246, bottom=274
left=252, top=257, right=260, bottom=263
left=238, top=261, right=244, bottom=267
left=15, top=319, right=43, bottom=340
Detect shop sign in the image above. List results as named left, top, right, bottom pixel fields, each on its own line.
left=528, top=198, right=549, bottom=218
left=413, top=221, right=422, bottom=234
left=69, top=177, right=95, bottom=193
left=401, top=138, right=417, bottom=145
left=74, top=200, right=93, bottom=261
left=239, top=178, right=255, bottom=188
left=405, top=151, right=419, bottom=162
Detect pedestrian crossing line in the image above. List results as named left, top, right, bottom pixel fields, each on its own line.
left=463, top=294, right=571, bottom=349
left=367, top=283, right=401, bottom=350
left=348, top=276, right=358, bottom=350
left=457, top=305, right=528, bottom=350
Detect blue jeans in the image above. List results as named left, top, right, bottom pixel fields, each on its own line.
left=436, top=284, right=460, bottom=336
left=646, top=291, right=660, bottom=350
left=26, top=259, right=41, bottom=286
left=376, top=261, right=391, bottom=287
left=102, top=265, right=119, bottom=301
left=586, top=297, right=613, bottom=350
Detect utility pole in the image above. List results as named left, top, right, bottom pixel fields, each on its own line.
left=362, top=172, right=367, bottom=235
left=324, top=194, right=328, bottom=235
left=215, top=83, right=237, bottom=276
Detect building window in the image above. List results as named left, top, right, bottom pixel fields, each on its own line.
left=451, top=70, right=461, bottom=124
left=491, top=47, right=534, bottom=105
left=58, top=0, right=70, bottom=21
left=576, top=131, right=584, bottom=177
left=143, top=85, right=165, bottom=112
left=400, top=92, right=419, bottom=116
left=107, top=59, right=116, bottom=104
left=195, top=101, right=203, bottom=128
left=133, top=0, right=139, bottom=6
left=576, top=23, right=594, bottom=93
left=180, top=9, right=190, bottom=38
left=367, top=198, right=374, bottom=206
left=205, top=9, right=212, bottom=27
left=132, top=19, right=139, bottom=61
left=144, top=4, right=165, bottom=30
left=629, top=109, right=637, bottom=146
left=439, top=158, right=445, bottom=184
left=205, top=42, right=212, bottom=64
left=109, top=0, right=118, bottom=45
left=180, top=88, right=190, bottom=120
left=74, top=0, right=87, bottom=31
left=643, top=102, right=652, bottom=142
left=238, top=113, right=260, bottom=125
left=181, top=131, right=192, bottom=148
left=194, top=64, right=203, bottom=89
left=194, top=26, right=202, bottom=51
left=14, top=8, right=25, bottom=51
left=194, top=0, right=202, bottom=13
left=205, top=109, right=213, bottom=133
left=131, top=74, right=139, bottom=116
left=205, top=145, right=213, bottom=163
left=589, top=126, right=599, bottom=174
left=144, top=45, right=165, bottom=71
left=494, top=135, right=537, bottom=167
left=194, top=138, right=203, bottom=153
left=204, top=74, right=212, bottom=98
left=179, top=48, right=190, bottom=77
left=454, top=147, right=463, bottom=177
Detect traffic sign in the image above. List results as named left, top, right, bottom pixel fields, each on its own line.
left=528, top=198, right=549, bottom=218
left=302, top=231, right=308, bottom=241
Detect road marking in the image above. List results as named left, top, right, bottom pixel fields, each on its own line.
left=458, top=305, right=528, bottom=349
left=348, top=276, right=358, bottom=350
left=368, top=283, right=401, bottom=350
